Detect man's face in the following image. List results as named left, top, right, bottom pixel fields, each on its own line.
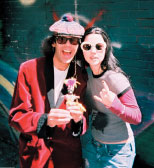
left=52, top=36, right=80, bottom=70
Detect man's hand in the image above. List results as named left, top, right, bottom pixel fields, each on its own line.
left=47, top=109, right=72, bottom=127
left=94, top=80, right=116, bottom=108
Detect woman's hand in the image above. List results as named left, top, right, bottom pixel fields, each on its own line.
left=94, top=80, right=116, bottom=107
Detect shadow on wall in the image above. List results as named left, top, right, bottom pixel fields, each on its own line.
left=0, top=60, right=19, bottom=167
left=133, top=91, right=154, bottom=168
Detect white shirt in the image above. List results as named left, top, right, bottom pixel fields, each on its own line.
left=54, top=66, right=69, bottom=104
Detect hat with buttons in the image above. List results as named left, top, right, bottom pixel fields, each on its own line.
left=49, top=13, right=85, bottom=37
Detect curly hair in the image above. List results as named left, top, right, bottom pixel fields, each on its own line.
left=41, top=36, right=55, bottom=59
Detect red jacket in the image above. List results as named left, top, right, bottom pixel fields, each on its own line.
left=9, top=57, right=88, bottom=168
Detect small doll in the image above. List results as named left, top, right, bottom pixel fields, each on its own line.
left=64, top=77, right=86, bottom=113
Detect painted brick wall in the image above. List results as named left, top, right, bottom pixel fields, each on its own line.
left=1, top=0, right=154, bottom=93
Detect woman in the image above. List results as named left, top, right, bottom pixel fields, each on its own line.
left=80, top=27, right=142, bottom=168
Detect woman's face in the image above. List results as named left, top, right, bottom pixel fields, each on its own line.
left=81, top=34, right=107, bottom=67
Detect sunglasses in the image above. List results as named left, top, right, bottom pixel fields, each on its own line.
left=81, top=42, right=106, bottom=51
left=55, top=36, right=81, bottom=45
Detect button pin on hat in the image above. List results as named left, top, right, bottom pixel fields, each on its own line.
left=62, top=14, right=74, bottom=22
left=49, top=13, right=85, bottom=37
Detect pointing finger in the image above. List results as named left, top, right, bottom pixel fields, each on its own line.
left=102, top=81, right=110, bottom=93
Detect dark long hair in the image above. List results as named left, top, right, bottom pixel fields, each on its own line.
left=41, top=36, right=55, bottom=59
left=81, top=27, right=125, bottom=74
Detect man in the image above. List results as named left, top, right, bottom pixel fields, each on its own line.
left=9, top=13, right=88, bottom=168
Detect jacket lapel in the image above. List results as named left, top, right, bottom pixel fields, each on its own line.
left=44, top=56, right=55, bottom=108
left=45, top=57, right=76, bottom=109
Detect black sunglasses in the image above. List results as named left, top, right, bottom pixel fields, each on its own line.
left=55, top=36, right=81, bottom=45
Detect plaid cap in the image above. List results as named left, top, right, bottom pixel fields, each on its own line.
left=49, top=13, right=85, bottom=37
